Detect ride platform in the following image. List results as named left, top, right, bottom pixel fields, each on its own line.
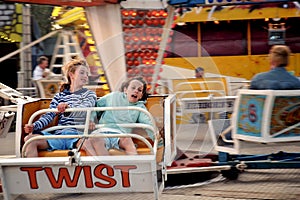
left=1, top=124, right=300, bottom=199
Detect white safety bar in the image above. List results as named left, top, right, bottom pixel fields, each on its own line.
left=178, top=95, right=237, bottom=114
left=175, top=90, right=228, bottom=118
left=175, top=90, right=226, bottom=105
left=175, top=81, right=226, bottom=92
left=22, top=106, right=159, bottom=158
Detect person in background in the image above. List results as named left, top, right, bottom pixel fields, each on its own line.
left=90, top=76, right=155, bottom=155
left=32, top=56, right=51, bottom=80
left=250, top=45, right=300, bottom=90
left=24, top=58, right=107, bottom=157
left=195, top=67, right=205, bottom=78
left=220, top=45, right=300, bottom=145
left=191, top=66, right=206, bottom=123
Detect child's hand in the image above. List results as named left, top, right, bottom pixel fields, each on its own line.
left=57, top=102, right=68, bottom=113
left=89, top=121, right=96, bottom=130
left=24, top=124, right=34, bottom=134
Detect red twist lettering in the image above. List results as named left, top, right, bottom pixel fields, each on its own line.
left=114, top=165, right=137, bottom=187
left=94, top=164, right=116, bottom=188
left=44, top=166, right=82, bottom=189
left=20, top=167, right=44, bottom=189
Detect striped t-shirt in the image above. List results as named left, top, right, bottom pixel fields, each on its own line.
left=33, top=88, right=97, bottom=135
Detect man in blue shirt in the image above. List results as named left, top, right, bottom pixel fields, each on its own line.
left=219, top=45, right=300, bottom=147
left=250, top=45, right=300, bottom=90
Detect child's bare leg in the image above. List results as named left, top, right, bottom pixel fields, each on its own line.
left=90, top=137, right=109, bottom=155
left=79, top=138, right=109, bottom=156
left=119, top=137, right=137, bottom=155
left=78, top=139, right=96, bottom=156
left=24, top=134, right=49, bottom=157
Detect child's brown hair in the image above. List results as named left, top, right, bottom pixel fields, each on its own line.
left=120, top=76, right=148, bottom=101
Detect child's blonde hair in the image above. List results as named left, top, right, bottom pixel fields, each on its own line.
left=60, top=58, right=89, bottom=91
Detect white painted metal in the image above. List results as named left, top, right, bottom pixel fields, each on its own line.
left=85, top=4, right=126, bottom=92
left=22, top=133, right=155, bottom=158
left=179, top=96, right=237, bottom=114
left=3, top=103, right=164, bottom=199
left=233, top=89, right=300, bottom=143
left=0, top=111, right=15, bottom=138
left=167, top=165, right=231, bottom=174
left=208, top=118, right=239, bottom=154
left=163, top=94, right=177, bottom=166
left=0, top=82, right=35, bottom=104
left=0, top=155, right=159, bottom=200
left=19, top=106, right=158, bottom=157
left=208, top=89, right=300, bottom=155
left=167, top=77, right=232, bottom=96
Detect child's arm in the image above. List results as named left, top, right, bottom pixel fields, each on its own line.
left=90, top=95, right=107, bottom=124
left=32, top=93, right=60, bottom=131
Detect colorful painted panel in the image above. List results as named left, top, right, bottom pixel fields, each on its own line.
left=236, top=94, right=266, bottom=137
left=270, top=96, right=300, bottom=138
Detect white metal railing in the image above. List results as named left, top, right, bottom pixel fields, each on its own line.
left=175, top=90, right=227, bottom=112
left=22, top=106, right=159, bottom=158
left=178, top=95, right=237, bottom=114
left=175, top=81, right=226, bottom=92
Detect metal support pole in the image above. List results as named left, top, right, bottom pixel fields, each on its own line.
left=20, top=4, right=32, bottom=88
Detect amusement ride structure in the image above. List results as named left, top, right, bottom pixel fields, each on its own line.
left=0, top=0, right=300, bottom=199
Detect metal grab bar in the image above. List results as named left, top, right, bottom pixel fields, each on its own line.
left=28, top=106, right=158, bottom=133
left=175, top=81, right=226, bottom=92
left=24, top=106, right=159, bottom=157
left=22, top=133, right=155, bottom=158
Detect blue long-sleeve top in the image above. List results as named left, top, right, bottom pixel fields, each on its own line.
left=91, top=91, right=155, bottom=141
left=33, top=88, right=97, bottom=134
left=250, top=67, right=300, bottom=90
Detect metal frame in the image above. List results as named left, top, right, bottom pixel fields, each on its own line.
left=0, top=94, right=179, bottom=199
left=208, top=89, right=300, bottom=180
left=1, top=106, right=163, bottom=200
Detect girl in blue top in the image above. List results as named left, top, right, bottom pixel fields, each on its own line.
left=24, top=58, right=107, bottom=157
left=91, top=76, right=155, bottom=155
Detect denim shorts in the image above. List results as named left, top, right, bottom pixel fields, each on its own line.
left=41, top=130, right=81, bottom=150
left=91, top=129, right=122, bottom=150
left=101, top=131, right=121, bottom=150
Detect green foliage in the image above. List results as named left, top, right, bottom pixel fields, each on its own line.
left=31, top=4, right=54, bottom=36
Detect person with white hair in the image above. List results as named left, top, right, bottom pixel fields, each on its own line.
left=32, top=56, right=51, bottom=80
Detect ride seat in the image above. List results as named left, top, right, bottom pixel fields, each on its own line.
left=21, top=96, right=166, bottom=163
